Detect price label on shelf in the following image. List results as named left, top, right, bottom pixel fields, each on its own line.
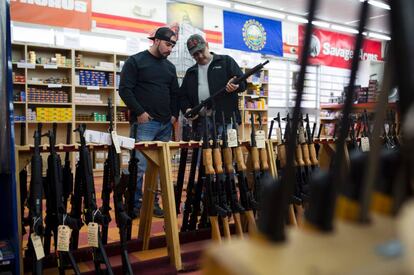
left=48, top=84, right=62, bottom=88
left=44, top=64, right=58, bottom=69
left=87, top=86, right=100, bottom=90
left=18, top=62, right=35, bottom=69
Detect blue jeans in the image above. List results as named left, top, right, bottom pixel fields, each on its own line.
left=130, top=120, right=172, bottom=209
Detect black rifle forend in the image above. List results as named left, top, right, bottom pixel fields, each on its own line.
left=184, top=60, right=269, bottom=119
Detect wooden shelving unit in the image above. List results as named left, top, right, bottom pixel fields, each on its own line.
left=239, top=67, right=269, bottom=141
left=11, top=43, right=131, bottom=168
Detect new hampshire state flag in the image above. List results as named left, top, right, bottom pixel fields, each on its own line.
left=223, top=11, right=283, bottom=56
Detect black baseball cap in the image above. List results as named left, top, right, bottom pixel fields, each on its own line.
left=187, top=34, right=207, bottom=55
left=148, top=27, right=177, bottom=44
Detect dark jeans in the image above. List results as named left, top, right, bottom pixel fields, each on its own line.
left=130, top=120, right=172, bottom=209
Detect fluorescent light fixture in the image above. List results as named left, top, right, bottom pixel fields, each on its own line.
left=287, top=15, right=308, bottom=23
left=359, top=0, right=390, bottom=10
left=368, top=32, right=391, bottom=40
left=362, top=31, right=368, bottom=36
left=368, top=0, right=391, bottom=10
left=312, top=20, right=330, bottom=28
left=195, top=0, right=231, bottom=8
left=331, top=24, right=359, bottom=34
left=234, top=4, right=286, bottom=19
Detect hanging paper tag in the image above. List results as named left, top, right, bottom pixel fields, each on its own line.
left=255, top=130, right=266, bottom=149
left=87, top=222, right=99, bottom=248
left=57, top=225, right=71, bottom=252
left=361, top=137, right=370, bottom=152
left=30, top=233, right=45, bottom=260
left=298, top=127, right=306, bottom=144
left=275, top=128, right=282, bottom=144
left=111, top=131, right=121, bottom=154
left=227, top=129, right=238, bottom=148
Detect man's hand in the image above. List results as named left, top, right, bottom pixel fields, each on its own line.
left=185, top=108, right=198, bottom=121
left=170, top=116, right=177, bottom=124
left=226, top=76, right=239, bottom=93
left=137, top=112, right=152, bottom=124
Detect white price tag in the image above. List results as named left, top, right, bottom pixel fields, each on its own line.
left=30, top=233, right=45, bottom=260
left=44, top=64, right=58, bottom=69
left=119, top=136, right=135, bottom=150
left=361, top=137, right=370, bottom=152
left=276, top=128, right=282, bottom=144
left=255, top=130, right=266, bottom=149
left=87, top=86, right=100, bottom=90
left=57, top=225, right=71, bottom=252
left=26, top=63, right=36, bottom=69
left=87, top=222, right=99, bottom=248
left=47, top=84, right=62, bottom=88
left=111, top=131, right=121, bottom=154
left=227, top=129, right=238, bottom=148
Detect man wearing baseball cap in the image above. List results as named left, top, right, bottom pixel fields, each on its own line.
left=179, top=34, right=246, bottom=134
left=119, top=27, right=179, bottom=218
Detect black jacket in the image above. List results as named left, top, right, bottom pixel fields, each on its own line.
left=178, top=53, right=246, bottom=124
left=119, top=50, right=179, bottom=123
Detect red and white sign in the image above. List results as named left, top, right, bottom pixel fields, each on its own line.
left=298, top=26, right=383, bottom=69
left=11, top=0, right=92, bottom=31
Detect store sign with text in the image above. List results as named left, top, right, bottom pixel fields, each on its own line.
left=298, top=26, right=382, bottom=69
left=11, top=0, right=92, bottom=31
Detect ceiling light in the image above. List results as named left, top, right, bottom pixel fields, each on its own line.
left=195, top=0, right=231, bottom=8
left=368, top=0, right=391, bottom=10
left=312, top=20, right=330, bottom=28
left=331, top=24, right=359, bottom=34
left=255, top=1, right=262, bottom=4
left=368, top=32, right=391, bottom=40
left=359, top=0, right=390, bottom=10
left=233, top=4, right=286, bottom=19
left=287, top=15, right=308, bottom=23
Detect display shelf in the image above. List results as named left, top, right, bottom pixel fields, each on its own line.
left=75, top=85, right=115, bottom=90
left=74, top=102, right=107, bottom=106
left=27, top=121, right=72, bottom=124
left=244, top=109, right=267, bottom=112
left=13, top=121, right=26, bottom=124
left=12, top=42, right=129, bottom=146
left=75, top=121, right=109, bottom=124
left=241, top=94, right=268, bottom=98
left=27, top=102, right=71, bottom=106
left=27, top=82, right=72, bottom=87
left=320, top=102, right=398, bottom=110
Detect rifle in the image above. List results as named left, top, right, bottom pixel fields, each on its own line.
left=221, top=112, right=244, bottom=237
left=100, top=128, right=113, bottom=245
left=75, top=124, right=114, bottom=275
left=305, top=114, right=319, bottom=166
left=202, top=115, right=226, bottom=242
left=62, top=123, right=73, bottom=210
left=175, top=123, right=192, bottom=215
left=211, top=111, right=232, bottom=239
left=184, top=60, right=269, bottom=119
left=44, top=126, right=81, bottom=274
left=181, top=122, right=201, bottom=232
left=27, top=123, right=44, bottom=275
left=106, top=98, right=133, bottom=274
left=232, top=112, right=257, bottom=233
left=125, top=123, right=138, bottom=240
left=305, top=0, right=370, bottom=231
left=20, top=123, right=28, bottom=235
